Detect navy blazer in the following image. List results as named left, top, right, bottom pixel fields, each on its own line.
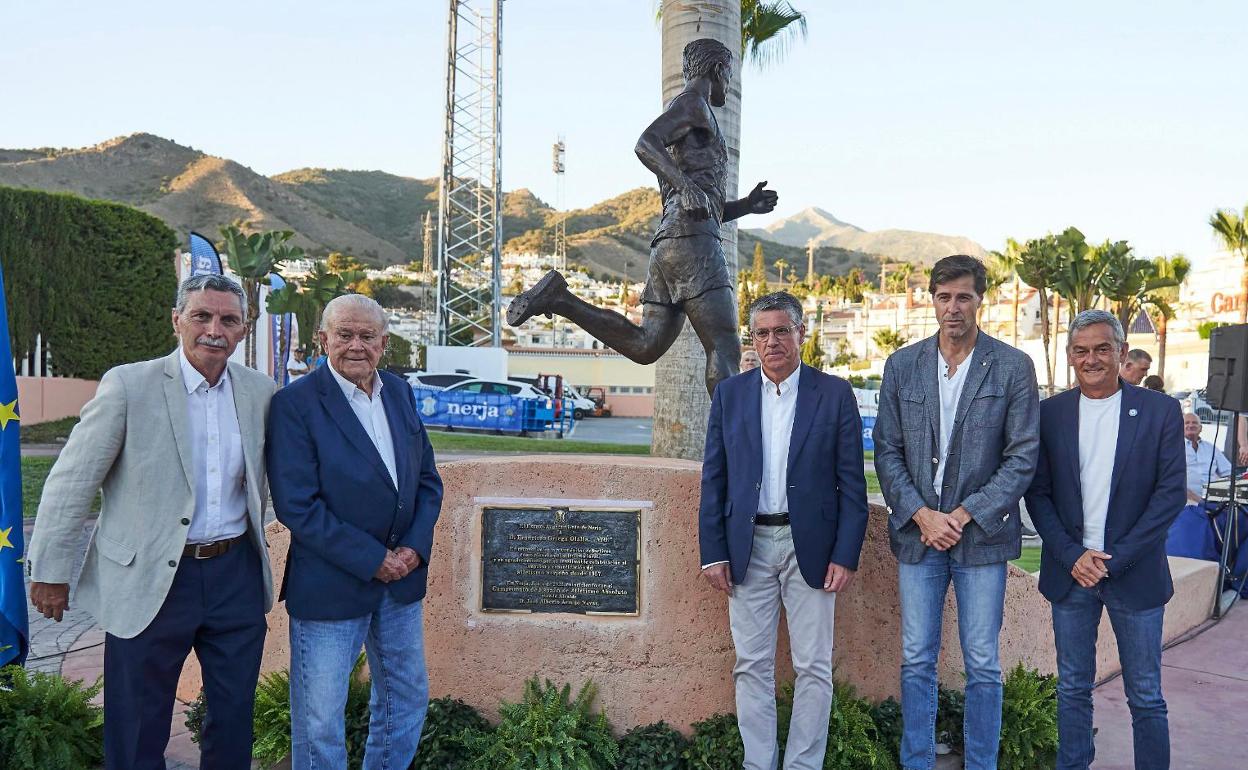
left=1024, top=381, right=1185, bottom=610
left=699, top=364, right=870, bottom=588
left=267, top=365, right=443, bottom=620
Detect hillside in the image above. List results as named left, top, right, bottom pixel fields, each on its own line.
left=0, top=133, right=978, bottom=277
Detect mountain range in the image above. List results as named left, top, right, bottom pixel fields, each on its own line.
left=0, top=133, right=985, bottom=281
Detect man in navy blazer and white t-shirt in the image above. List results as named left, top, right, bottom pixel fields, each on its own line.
left=1026, top=309, right=1185, bottom=770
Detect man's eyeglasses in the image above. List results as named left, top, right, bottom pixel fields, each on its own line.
left=751, top=326, right=797, bottom=342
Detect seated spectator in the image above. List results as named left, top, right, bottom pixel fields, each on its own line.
left=1184, top=411, right=1230, bottom=503
left=739, top=348, right=760, bottom=372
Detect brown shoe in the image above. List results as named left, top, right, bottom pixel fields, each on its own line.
left=506, top=270, right=567, bottom=326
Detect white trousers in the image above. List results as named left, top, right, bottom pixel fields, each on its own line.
left=728, top=524, right=837, bottom=770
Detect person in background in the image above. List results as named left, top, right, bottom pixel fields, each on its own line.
left=1182, top=412, right=1230, bottom=503
left=287, top=347, right=309, bottom=384
left=1122, top=349, right=1153, bottom=386
left=740, top=348, right=761, bottom=372
left=1141, top=375, right=1165, bottom=393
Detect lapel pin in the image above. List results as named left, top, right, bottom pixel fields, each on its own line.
left=1128, top=408, right=1138, bottom=417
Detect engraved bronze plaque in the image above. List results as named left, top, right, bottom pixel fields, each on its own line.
left=481, top=506, right=641, bottom=615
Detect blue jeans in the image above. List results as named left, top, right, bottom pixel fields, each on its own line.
left=289, top=593, right=429, bottom=770
left=1051, top=585, right=1168, bottom=770
left=899, top=549, right=1006, bottom=770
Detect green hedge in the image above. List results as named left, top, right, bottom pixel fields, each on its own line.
left=0, top=186, right=178, bottom=379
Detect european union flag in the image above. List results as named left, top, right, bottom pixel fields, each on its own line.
left=189, top=231, right=223, bottom=276
left=0, top=266, right=27, bottom=668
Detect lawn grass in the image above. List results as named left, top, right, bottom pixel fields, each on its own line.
left=865, top=471, right=880, bottom=495
left=1011, top=545, right=1042, bottom=574
left=427, top=429, right=649, bottom=455
left=20, top=456, right=101, bottom=519
left=18, top=416, right=79, bottom=444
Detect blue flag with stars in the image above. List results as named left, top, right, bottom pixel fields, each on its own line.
left=0, top=265, right=28, bottom=668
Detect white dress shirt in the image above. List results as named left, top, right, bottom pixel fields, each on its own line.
left=758, top=365, right=801, bottom=515
left=701, top=366, right=801, bottom=570
left=179, top=349, right=248, bottom=544
left=934, top=347, right=974, bottom=496
left=1186, top=438, right=1231, bottom=498
left=328, top=363, right=398, bottom=489
left=1078, top=390, right=1122, bottom=552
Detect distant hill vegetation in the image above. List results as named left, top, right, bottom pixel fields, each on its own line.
left=0, top=133, right=983, bottom=279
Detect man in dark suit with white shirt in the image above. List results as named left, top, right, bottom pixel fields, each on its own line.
left=699, top=291, right=869, bottom=770
left=1026, top=309, right=1185, bottom=770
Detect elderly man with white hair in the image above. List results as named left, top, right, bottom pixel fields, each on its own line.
left=267, top=293, right=443, bottom=769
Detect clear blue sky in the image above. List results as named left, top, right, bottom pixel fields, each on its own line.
left=2, top=0, right=1245, bottom=262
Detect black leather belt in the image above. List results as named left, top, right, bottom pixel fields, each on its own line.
left=183, top=534, right=245, bottom=560
left=755, top=513, right=790, bottom=526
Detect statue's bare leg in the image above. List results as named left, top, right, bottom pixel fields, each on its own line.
left=507, top=270, right=684, bottom=364
left=684, top=286, right=741, bottom=396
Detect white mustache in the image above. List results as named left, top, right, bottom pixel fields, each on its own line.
left=196, top=336, right=228, bottom=349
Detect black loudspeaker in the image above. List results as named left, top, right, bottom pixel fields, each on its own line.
left=1207, top=324, right=1248, bottom=412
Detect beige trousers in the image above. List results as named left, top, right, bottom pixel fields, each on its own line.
left=728, top=525, right=837, bottom=770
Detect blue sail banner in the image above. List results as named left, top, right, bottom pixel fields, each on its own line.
left=189, top=231, right=223, bottom=276
left=268, top=274, right=292, bottom=386
left=0, top=266, right=28, bottom=668
left=861, top=415, right=875, bottom=452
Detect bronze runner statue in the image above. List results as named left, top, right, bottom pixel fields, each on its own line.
left=506, top=38, right=778, bottom=396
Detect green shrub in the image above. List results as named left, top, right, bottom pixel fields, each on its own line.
left=682, top=713, right=743, bottom=770
left=869, top=696, right=903, bottom=759
left=413, top=697, right=492, bottom=770
left=462, top=678, right=618, bottom=770
left=184, top=690, right=207, bottom=744
left=251, top=668, right=295, bottom=767
left=936, top=686, right=965, bottom=752
left=0, top=186, right=178, bottom=379
left=998, top=664, right=1058, bottom=770
left=775, top=682, right=895, bottom=769
left=0, top=666, right=104, bottom=770
left=616, top=721, right=689, bottom=770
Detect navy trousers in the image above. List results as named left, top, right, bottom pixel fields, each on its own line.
left=103, top=540, right=267, bottom=770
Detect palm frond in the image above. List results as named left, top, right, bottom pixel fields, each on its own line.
left=742, top=1, right=808, bottom=68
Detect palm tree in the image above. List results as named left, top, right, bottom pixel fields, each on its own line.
left=1095, top=242, right=1179, bottom=330
left=1143, top=254, right=1191, bottom=379
left=1014, top=235, right=1062, bottom=392
left=989, top=239, right=1024, bottom=344
left=651, top=0, right=807, bottom=460
left=218, top=224, right=305, bottom=368
left=1209, top=205, right=1248, bottom=322
left=1049, top=227, right=1103, bottom=316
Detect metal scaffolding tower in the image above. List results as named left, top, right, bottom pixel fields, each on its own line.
left=436, top=0, right=503, bottom=347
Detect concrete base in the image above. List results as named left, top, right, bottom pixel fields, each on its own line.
left=176, top=456, right=1219, bottom=733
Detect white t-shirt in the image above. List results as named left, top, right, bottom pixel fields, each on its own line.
left=1078, top=390, right=1122, bottom=551
left=287, top=358, right=309, bottom=383
left=934, top=348, right=974, bottom=496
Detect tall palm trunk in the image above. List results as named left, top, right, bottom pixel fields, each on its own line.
left=651, top=0, right=741, bottom=460
left=1011, top=274, right=1020, bottom=347
left=1157, top=313, right=1168, bottom=379
left=1037, top=287, right=1053, bottom=394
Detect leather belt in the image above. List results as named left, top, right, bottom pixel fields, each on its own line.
left=755, top=512, right=790, bottom=526
left=183, top=534, right=245, bottom=560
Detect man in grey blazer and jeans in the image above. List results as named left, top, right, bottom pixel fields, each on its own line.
left=873, top=255, right=1039, bottom=770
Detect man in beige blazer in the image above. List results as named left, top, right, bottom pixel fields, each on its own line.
left=27, top=274, right=276, bottom=770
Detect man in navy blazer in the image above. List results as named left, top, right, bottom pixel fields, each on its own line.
left=699, top=291, right=868, bottom=770
left=1025, top=309, right=1185, bottom=770
left=268, top=294, right=443, bottom=769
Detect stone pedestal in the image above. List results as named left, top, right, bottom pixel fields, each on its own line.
left=176, top=455, right=1216, bottom=733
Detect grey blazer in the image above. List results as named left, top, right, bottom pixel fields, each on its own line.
left=28, top=351, right=276, bottom=638
left=872, top=332, right=1039, bottom=565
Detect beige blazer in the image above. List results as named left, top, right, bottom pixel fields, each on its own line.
left=27, top=351, right=276, bottom=639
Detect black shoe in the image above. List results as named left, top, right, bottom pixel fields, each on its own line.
left=506, top=270, right=566, bottom=326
